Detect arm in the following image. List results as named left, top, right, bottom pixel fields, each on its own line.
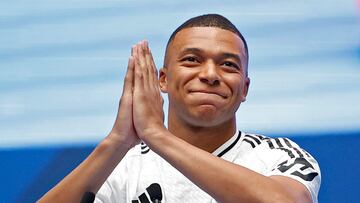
left=144, top=130, right=311, bottom=203
left=131, top=41, right=312, bottom=203
left=38, top=54, right=139, bottom=203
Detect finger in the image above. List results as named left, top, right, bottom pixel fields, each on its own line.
left=144, top=41, right=160, bottom=96
left=142, top=41, right=151, bottom=82
left=144, top=41, right=155, bottom=85
left=143, top=42, right=162, bottom=97
left=138, top=41, right=147, bottom=72
left=149, top=55, right=160, bottom=97
left=146, top=42, right=158, bottom=79
left=149, top=48, right=160, bottom=89
left=137, top=41, right=149, bottom=87
left=122, top=55, right=135, bottom=96
left=133, top=44, right=144, bottom=94
left=131, top=45, right=135, bottom=57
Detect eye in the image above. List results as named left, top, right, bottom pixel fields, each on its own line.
left=222, top=61, right=239, bottom=70
left=181, top=56, right=198, bottom=63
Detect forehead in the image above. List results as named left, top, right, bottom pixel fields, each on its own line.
left=168, top=27, right=246, bottom=59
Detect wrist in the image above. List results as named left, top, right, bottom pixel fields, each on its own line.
left=140, top=126, right=169, bottom=146
left=104, top=132, right=136, bottom=152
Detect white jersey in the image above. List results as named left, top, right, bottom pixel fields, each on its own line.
left=95, top=131, right=321, bottom=203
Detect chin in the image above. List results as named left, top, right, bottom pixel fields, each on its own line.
left=188, top=117, right=226, bottom=128
left=185, top=106, right=226, bottom=127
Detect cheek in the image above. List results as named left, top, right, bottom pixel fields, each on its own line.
left=169, top=68, right=197, bottom=90
left=226, top=76, right=242, bottom=93
left=226, top=77, right=246, bottom=102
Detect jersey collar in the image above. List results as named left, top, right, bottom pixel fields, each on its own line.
left=212, top=130, right=242, bottom=157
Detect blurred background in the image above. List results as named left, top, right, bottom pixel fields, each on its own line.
left=1, top=0, right=359, bottom=202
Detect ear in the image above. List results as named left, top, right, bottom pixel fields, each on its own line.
left=159, top=67, right=168, bottom=93
left=241, top=77, right=250, bottom=102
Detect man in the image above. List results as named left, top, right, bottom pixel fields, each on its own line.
left=39, top=14, right=321, bottom=203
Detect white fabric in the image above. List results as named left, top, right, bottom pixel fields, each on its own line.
left=95, top=131, right=321, bottom=203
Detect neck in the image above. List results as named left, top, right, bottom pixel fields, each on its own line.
left=168, top=111, right=237, bottom=153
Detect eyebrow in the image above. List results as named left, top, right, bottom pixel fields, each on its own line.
left=180, top=47, right=202, bottom=54
left=180, top=47, right=242, bottom=64
left=222, top=53, right=241, bottom=64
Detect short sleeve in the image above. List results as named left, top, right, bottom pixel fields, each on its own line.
left=264, top=138, right=321, bottom=203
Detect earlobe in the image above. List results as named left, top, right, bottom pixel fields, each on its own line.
left=241, top=77, right=250, bottom=102
left=159, top=67, right=168, bottom=93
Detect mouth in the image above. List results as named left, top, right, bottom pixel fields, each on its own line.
left=188, top=90, right=228, bottom=99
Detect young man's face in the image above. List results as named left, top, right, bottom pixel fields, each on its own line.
left=160, top=27, right=250, bottom=127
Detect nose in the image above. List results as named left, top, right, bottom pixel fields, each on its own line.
left=198, top=62, right=220, bottom=86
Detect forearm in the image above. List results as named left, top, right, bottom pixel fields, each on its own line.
left=38, top=135, right=130, bottom=203
left=147, top=129, right=294, bottom=203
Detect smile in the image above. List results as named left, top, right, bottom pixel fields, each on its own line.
left=188, top=90, right=228, bottom=99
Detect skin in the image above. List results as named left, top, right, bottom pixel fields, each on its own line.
left=38, top=27, right=312, bottom=203
left=160, top=27, right=250, bottom=153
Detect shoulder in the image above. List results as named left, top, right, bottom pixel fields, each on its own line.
left=241, top=133, right=310, bottom=159
left=241, top=132, right=321, bottom=203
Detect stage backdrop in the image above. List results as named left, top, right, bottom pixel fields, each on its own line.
left=1, top=0, right=360, bottom=202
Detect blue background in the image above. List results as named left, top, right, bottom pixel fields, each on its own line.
left=1, top=0, right=360, bottom=202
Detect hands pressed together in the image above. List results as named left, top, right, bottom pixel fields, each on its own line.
left=37, top=41, right=167, bottom=203
left=110, top=40, right=165, bottom=149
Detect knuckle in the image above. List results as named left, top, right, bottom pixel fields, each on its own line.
left=135, top=71, right=143, bottom=78
left=124, top=75, right=131, bottom=81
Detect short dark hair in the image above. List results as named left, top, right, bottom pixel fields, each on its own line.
left=164, top=14, right=249, bottom=74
